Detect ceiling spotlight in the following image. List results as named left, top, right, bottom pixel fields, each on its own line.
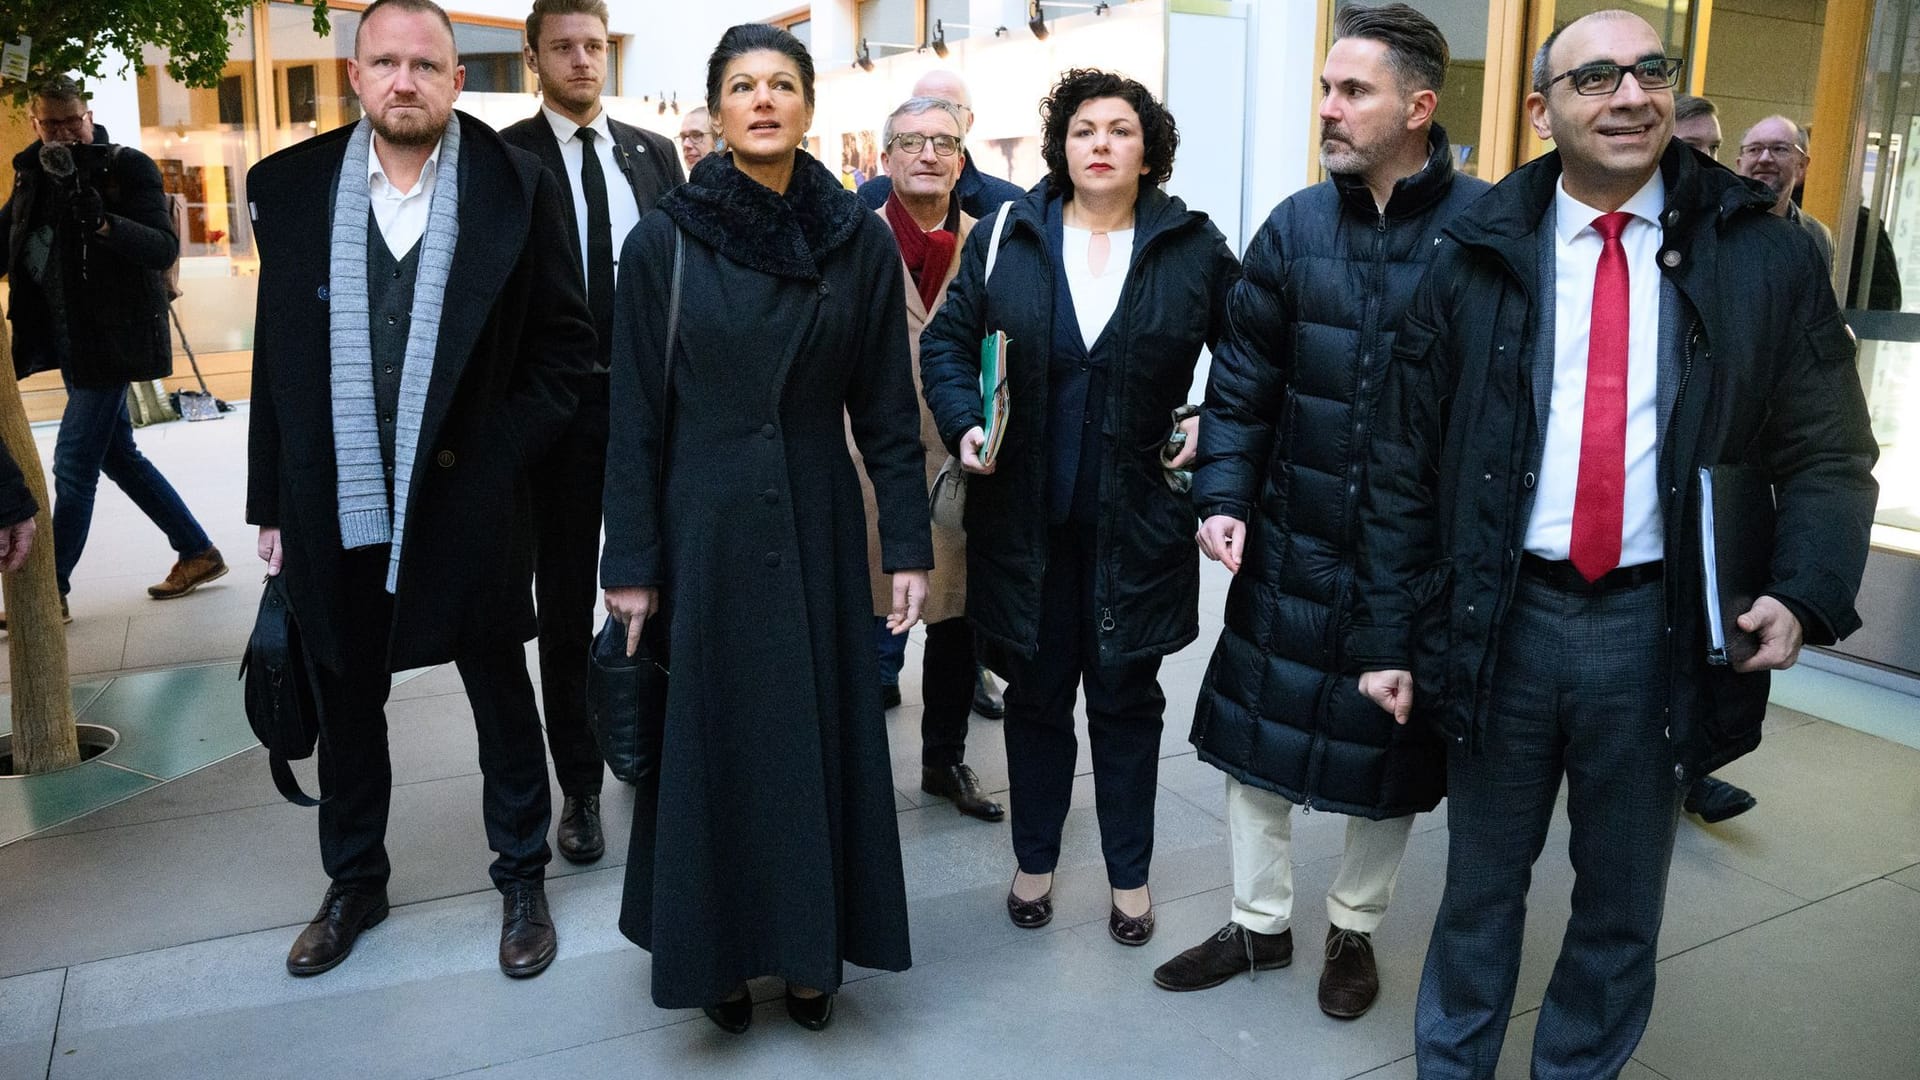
left=1030, top=0, right=1111, bottom=38
left=669, top=93, right=680, bottom=116
left=930, top=19, right=949, bottom=58
left=657, top=92, right=667, bottom=115
left=856, top=38, right=874, bottom=72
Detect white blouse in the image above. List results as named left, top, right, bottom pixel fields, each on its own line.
left=1062, top=224, right=1134, bottom=350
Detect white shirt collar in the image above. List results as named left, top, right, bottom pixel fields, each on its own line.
left=542, top=102, right=611, bottom=146
left=367, top=134, right=445, bottom=198
left=1554, top=168, right=1666, bottom=245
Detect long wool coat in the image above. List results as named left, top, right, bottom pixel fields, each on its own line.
left=850, top=206, right=977, bottom=623
left=245, top=115, right=595, bottom=672
left=601, top=151, right=934, bottom=1008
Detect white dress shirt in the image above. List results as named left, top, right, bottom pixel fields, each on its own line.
left=367, top=135, right=443, bottom=259
left=1523, top=172, right=1666, bottom=566
left=1063, top=225, right=1134, bottom=350
left=542, top=104, right=642, bottom=290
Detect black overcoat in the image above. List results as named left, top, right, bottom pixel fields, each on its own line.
left=920, top=183, right=1239, bottom=666
left=601, top=151, right=933, bottom=1008
left=1351, top=141, right=1879, bottom=781
left=1188, top=130, right=1485, bottom=819
left=244, top=114, right=596, bottom=672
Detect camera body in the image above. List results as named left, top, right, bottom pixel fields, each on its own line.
left=38, top=140, right=116, bottom=200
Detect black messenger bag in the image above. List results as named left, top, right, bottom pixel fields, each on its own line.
left=238, top=574, right=328, bottom=806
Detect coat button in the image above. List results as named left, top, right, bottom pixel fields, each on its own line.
left=1523, top=471, right=1536, bottom=489
left=436, top=450, right=455, bottom=467
left=762, top=424, right=777, bottom=440
left=1661, top=250, right=1682, bottom=268
left=386, top=314, right=398, bottom=325
left=1664, top=209, right=1680, bottom=226
left=762, top=489, right=779, bottom=504
left=1673, top=763, right=1688, bottom=782
left=764, top=551, right=780, bottom=567
left=818, top=281, right=831, bottom=297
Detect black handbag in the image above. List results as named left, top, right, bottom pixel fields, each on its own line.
left=586, top=614, right=668, bottom=784
left=588, top=226, right=683, bottom=785
left=238, top=573, right=328, bottom=806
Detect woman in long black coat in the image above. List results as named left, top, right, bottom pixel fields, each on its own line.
left=600, top=24, right=933, bottom=1032
left=921, top=70, right=1238, bottom=947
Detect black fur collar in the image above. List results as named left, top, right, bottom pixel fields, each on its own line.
left=659, top=149, right=866, bottom=281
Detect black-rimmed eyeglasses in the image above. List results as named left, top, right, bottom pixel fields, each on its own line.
left=888, top=133, right=963, bottom=157
left=1547, top=57, right=1684, bottom=97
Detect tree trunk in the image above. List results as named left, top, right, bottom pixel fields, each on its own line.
left=0, top=335, right=78, bottom=773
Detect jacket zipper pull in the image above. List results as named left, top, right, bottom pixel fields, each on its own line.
left=1099, top=607, right=1116, bottom=633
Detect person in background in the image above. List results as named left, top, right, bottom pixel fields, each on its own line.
left=1736, top=115, right=1832, bottom=271
left=502, top=0, right=684, bottom=867
left=1157, top=3, right=1482, bottom=1020
left=1671, top=93, right=1721, bottom=160
left=859, top=70, right=1024, bottom=222
left=0, top=75, right=224, bottom=627
left=247, top=0, right=595, bottom=981
left=601, top=23, right=932, bottom=1034
left=921, top=68, right=1238, bottom=949
left=1353, top=12, right=1877, bottom=1075
left=852, top=95, right=1004, bottom=823
left=679, top=105, right=714, bottom=173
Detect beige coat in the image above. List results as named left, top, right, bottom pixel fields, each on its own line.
left=852, top=206, right=976, bottom=622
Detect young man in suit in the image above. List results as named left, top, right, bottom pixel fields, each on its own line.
left=500, top=0, right=684, bottom=866
left=247, top=0, right=596, bottom=979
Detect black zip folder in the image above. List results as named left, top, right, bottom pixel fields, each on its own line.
left=1698, top=464, right=1777, bottom=667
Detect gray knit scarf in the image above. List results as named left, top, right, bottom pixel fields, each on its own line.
left=327, top=115, right=462, bottom=593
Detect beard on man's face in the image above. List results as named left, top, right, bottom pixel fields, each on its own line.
left=370, top=104, right=447, bottom=148
left=1319, top=123, right=1378, bottom=175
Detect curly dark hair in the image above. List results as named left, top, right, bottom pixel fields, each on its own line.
left=1039, top=69, right=1178, bottom=196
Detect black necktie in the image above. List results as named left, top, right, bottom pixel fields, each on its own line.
left=577, top=125, right=615, bottom=368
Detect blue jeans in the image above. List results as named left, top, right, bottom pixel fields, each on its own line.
left=52, top=379, right=211, bottom=595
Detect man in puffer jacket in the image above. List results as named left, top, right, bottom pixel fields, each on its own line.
left=1154, top=3, right=1485, bottom=1019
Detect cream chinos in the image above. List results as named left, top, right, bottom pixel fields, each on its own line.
left=1225, top=775, right=1415, bottom=935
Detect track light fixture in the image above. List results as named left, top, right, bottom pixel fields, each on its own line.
left=1028, top=1, right=1111, bottom=40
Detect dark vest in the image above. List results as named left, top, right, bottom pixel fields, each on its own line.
left=367, top=211, right=422, bottom=488
left=1045, top=197, right=1125, bottom=525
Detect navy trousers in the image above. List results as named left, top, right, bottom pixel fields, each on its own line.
left=1416, top=573, right=1680, bottom=1080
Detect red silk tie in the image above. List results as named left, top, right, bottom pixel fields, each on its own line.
left=1569, top=211, right=1632, bottom=583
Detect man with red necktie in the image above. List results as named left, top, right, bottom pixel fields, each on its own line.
left=1351, top=10, right=1877, bottom=1079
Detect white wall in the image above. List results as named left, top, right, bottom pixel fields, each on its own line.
left=1241, top=0, right=1321, bottom=240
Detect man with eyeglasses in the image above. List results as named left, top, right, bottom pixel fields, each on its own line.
left=1354, top=10, right=1876, bottom=1077
left=857, top=70, right=1023, bottom=220
left=678, top=106, right=714, bottom=173
left=1736, top=116, right=1832, bottom=272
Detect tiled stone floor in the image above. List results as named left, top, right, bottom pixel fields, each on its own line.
left=1, top=410, right=1916, bottom=1080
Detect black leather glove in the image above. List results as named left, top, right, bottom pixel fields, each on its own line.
left=70, top=186, right=105, bottom=234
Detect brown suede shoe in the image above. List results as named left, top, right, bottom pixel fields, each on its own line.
left=499, top=881, right=557, bottom=978
left=148, top=546, right=228, bottom=599
left=1319, top=926, right=1380, bottom=1019
left=286, top=884, right=389, bottom=976
left=1152, top=923, right=1293, bottom=991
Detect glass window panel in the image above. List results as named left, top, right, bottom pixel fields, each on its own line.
left=788, top=19, right=813, bottom=49
left=928, top=0, right=971, bottom=42
left=860, top=0, right=918, bottom=57
left=266, top=1, right=361, bottom=153
left=1552, top=0, right=1695, bottom=60
left=1699, top=0, right=1824, bottom=171
left=454, top=22, right=531, bottom=94
left=137, top=7, right=259, bottom=355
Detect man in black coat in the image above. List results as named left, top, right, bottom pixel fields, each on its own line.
left=1, top=76, right=225, bottom=616
left=1352, top=12, right=1878, bottom=1076
left=246, top=0, right=595, bottom=980
left=499, top=0, right=683, bottom=869
left=1157, top=3, right=1484, bottom=1020
left=0, top=442, right=37, bottom=573
left=857, top=69, right=1024, bottom=220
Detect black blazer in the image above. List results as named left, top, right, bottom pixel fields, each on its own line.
left=244, top=112, right=597, bottom=672
left=498, top=109, right=685, bottom=272
left=0, top=439, right=35, bottom=528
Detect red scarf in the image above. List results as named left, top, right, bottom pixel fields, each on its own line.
left=884, top=191, right=957, bottom=312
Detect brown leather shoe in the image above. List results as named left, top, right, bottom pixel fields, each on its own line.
left=1109, top=903, right=1156, bottom=947
left=557, top=795, right=605, bottom=863
left=921, top=764, right=1005, bottom=822
left=286, top=883, right=389, bottom=976
left=499, top=881, right=557, bottom=977
left=1006, top=873, right=1053, bottom=929
left=148, top=546, right=228, bottom=599
left=1319, top=926, right=1380, bottom=1019
left=1152, top=923, right=1293, bottom=991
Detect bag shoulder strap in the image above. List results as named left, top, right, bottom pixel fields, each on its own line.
left=984, top=200, right=1014, bottom=283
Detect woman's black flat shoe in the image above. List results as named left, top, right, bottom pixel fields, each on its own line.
left=702, top=985, right=752, bottom=1034
left=1006, top=880, right=1054, bottom=929
left=785, top=989, right=835, bottom=1031
left=1109, top=904, right=1156, bottom=946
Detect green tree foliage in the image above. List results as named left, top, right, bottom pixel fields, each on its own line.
left=0, top=0, right=330, bottom=102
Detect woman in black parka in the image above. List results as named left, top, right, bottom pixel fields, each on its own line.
left=600, top=25, right=933, bottom=1034
left=921, top=70, right=1238, bottom=947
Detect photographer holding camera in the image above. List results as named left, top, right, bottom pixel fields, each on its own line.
left=0, top=76, right=225, bottom=624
